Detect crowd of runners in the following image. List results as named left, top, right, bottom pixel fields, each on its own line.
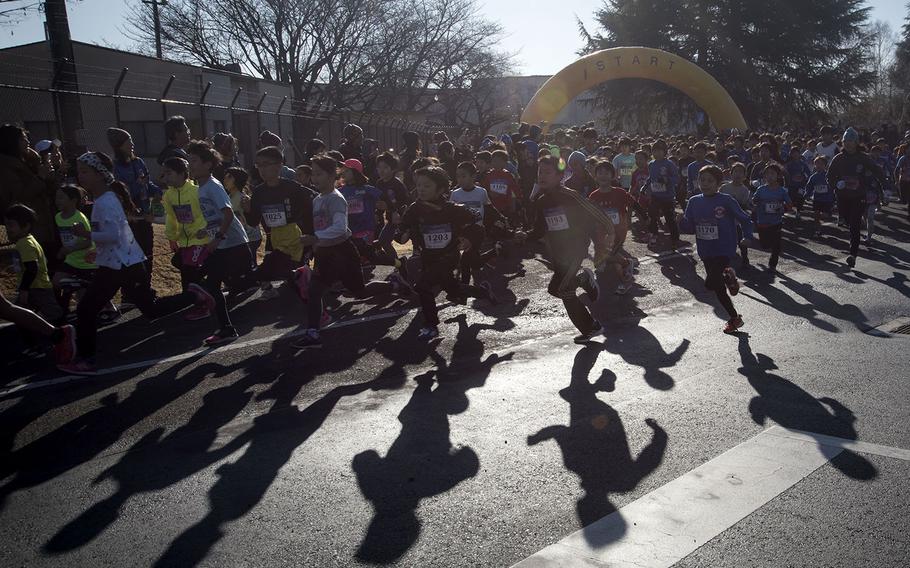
left=1, top=118, right=908, bottom=376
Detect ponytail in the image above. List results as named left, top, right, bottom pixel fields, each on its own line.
left=109, top=181, right=138, bottom=216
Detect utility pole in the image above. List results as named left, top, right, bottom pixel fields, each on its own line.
left=141, top=0, right=167, bottom=59
left=44, top=0, right=85, bottom=155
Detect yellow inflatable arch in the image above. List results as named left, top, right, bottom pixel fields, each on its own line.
left=521, top=47, right=747, bottom=132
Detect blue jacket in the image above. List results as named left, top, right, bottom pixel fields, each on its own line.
left=785, top=160, right=811, bottom=190
left=113, top=158, right=162, bottom=215
left=680, top=193, right=753, bottom=259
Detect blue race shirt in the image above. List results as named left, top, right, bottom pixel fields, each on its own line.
left=647, top=159, right=680, bottom=202
left=785, top=160, right=811, bottom=190
left=339, top=184, right=383, bottom=236
left=679, top=193, right=753, bottom=259
left=752, top=185, right=792, bottom=226
left=805, top=172, right=835, bottom=203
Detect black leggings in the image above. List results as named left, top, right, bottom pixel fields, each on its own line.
left=129, top=220, right=155, bottom=286
left=757, top=224, right=783, bottom=268
left=548, top=256, right=597, bottom=334
left=648, top=200, right=679, bottom=239
left=416, top=253, right=488, bottom=327
left=76, top=263, right=196, bottom=359
left=837, top=195, right=865, bottom=257
left=306, top=239, right=393, bottom=330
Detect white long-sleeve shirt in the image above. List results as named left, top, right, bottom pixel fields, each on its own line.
left=90, top=191, right=146, bottom=269
left=312, top=190, right=351, bottom=246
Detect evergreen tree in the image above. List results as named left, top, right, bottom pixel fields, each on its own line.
left=893, top=3, right=910, bottom=92
left=582, top=0, right=874, bottom=130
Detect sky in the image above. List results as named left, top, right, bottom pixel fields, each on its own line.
left=0, top=0, right=906, bottom=75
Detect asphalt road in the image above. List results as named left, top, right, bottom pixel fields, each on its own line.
left=1, top=204, right=909, bottom=567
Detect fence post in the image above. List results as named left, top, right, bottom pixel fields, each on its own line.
left=276, top=95, right=287, bottom=137
left=160, top=74, right=175, bottom=120
left=255, top=91, right=268, bottom=138
left=113, top=67, right=128, bottom=128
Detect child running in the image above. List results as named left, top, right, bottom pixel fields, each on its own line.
left=587, top=161, right=643, bottom=294
left=160, top=156, right=209, bottom=297
left=59, top=152, right=216, bottom=375
left=678, top=165, right=754, bottom=334
left=785, top=146, right=811, bottom=221
left=806, top=156, right=835, bottom=237
left=294, top=155, right=411, bottom=349
left=518, top=155, right=615, bottom=344
left=5, top=204, right=63, bottom=325
left=645, top=140, right=682, bottom=246
left=397, top=166, right=498, bottom=340
left=450, top=161, right=508, bottom=285
left=719, top=163, right=752, bottom=269
left=751, top=163, right=792, bottom=273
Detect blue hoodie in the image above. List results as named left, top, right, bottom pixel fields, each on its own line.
left=679, top=192, right=753, bottom=259
left=647, top=158, right=680, bottom=202
left=752, top=185, right=792, bottom=226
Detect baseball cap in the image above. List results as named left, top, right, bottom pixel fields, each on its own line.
left=35, top=139, right=61, bottom=153
left=342, top=158, right=364, bottom=174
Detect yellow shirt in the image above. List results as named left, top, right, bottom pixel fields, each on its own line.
left=163, top=181, right=210, bottom=248
left=15, top=234, right=52, bottom=289
left=55, top=210, right=96, bottom=270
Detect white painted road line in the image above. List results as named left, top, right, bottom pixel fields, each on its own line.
left=513, top=427, right=910, bottom=568
left=0, top=307, right=416, bottom=397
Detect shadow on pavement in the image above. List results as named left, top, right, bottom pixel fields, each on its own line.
left=527, top=345, right=667, bottom=546
left=737, top=336, right=877, bottom=481
left=351, top=312, right=514, bottom=564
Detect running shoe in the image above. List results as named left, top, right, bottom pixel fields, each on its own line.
left=259, top=284, right=280, bottom=300
left=188, top=283, right=216, bottom=312
left=320, top=309, right=332, bottom=328
left=388, top=272, right=414, bottom=295
left=723, top=267, right=740, bottom=296
left=53, top=325, right=76, bottom=365
left=57, top=358, right=97, bottom=376
left=723, top=315, right=745, bottom=334
left=615, top=283, right=629, bottom=295
left=573, top=322, right=604, bottom=344
left=292, top=329, right=322, bottom=349
left=846, top=255, right=856, bottom=267
left=479, top=281, right=499, bottom=305
left=417, top=326, right=440, bottom=341
left=183, top=305, right=211, bottom=321
left=581, top=268, right=600, bottom=302
left=204, top=328, right=239, bottom=346
left=98, top=309, right=121, bottom=325
left=622, top=261, right=635, bottom=282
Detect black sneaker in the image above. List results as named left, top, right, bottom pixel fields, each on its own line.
left=292, top=329, right=322, bottom=349
left=388, top=272, right=413, bottom=295
left=581, top=268, right=600, bottom=302
left=573, top=322, right=604, bottom=344
left=846, top=255, right=856, bottom=267
left=479, top=281, right=499, bottom=305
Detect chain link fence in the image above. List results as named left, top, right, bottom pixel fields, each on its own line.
left=0, top=44, right=463, bottom=174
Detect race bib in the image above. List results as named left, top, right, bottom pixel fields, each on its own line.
left=764, top=201, right=783, bottom=214
left=844, top=177, right=860, bottom=191
left=543, top=207, right=569, bottom=231
left=651, top=182, right=667, bottom=193
left=696, top=222, right=719, bottom=240
left=422, top=223, right=453, bottom=249
left=620, top=167, right=633, bottom=178
left=347, top=197, right=365, bottom=215
left=814, top=184, right=828, bottom=195
left=180, top=244, right=210, bottom=268
left=205, top=222, right=220, bottom=239
left=262, top=204, right=288, bottom=228
left=173, top=204, right=194, bottom=224
left=314, top=212, right=329, bottom=231
left=59, top=227, right=77, bottom=248
left=605, top=208, right=621, bottom=225
left=490, top=181, right=508, bottom=195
